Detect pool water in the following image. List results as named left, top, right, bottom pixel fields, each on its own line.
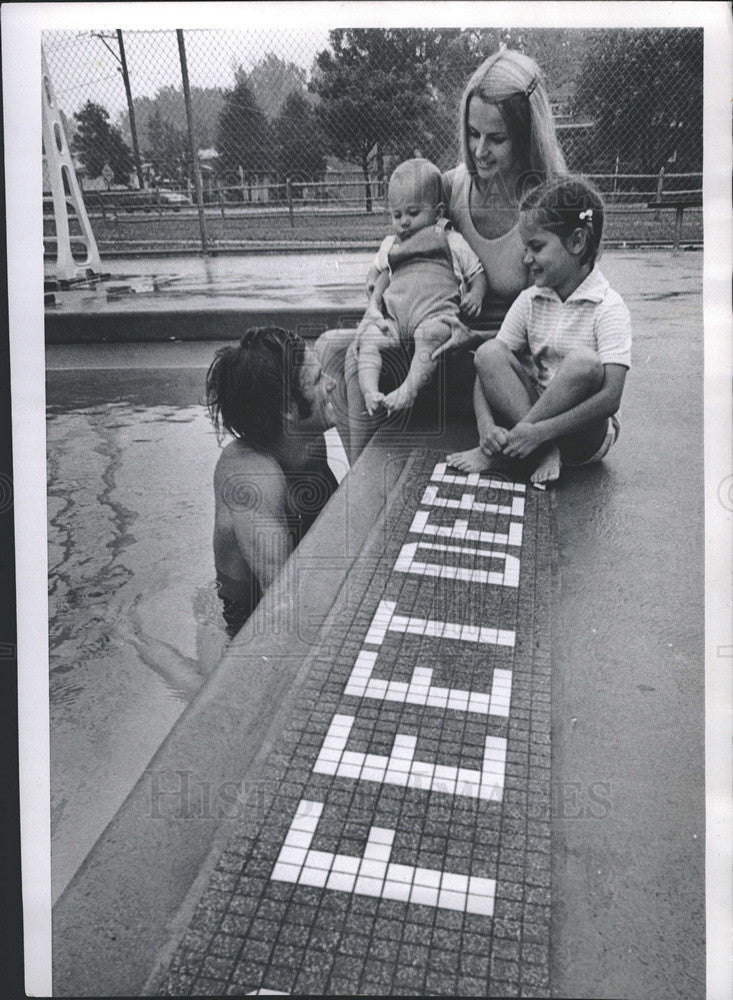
left=47, top=359, right=347, bottom=902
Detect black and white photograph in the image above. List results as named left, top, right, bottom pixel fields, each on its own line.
left=5, top=2, right=731, bottom=997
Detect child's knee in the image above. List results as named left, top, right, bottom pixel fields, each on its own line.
left=414, top=321, right=449, bottom=364
left=475, top=336, right=508, bottom=370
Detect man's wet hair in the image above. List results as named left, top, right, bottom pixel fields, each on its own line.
left=520, top=175, right=605, bottom=267
left=206, top=326, right=312, bottom=449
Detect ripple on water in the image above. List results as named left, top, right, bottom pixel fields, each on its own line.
left=46, top=380, right=226, bottom=901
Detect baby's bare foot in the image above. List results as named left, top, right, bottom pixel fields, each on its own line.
left=531, top=445, right=561, bottom=486
left=446, top=446, right=496, bottom=473
left=383, top=383, right=417, bottom=413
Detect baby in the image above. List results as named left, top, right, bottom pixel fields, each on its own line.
left=357, top=158, right=487, bottom=415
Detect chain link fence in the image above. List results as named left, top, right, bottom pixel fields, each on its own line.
left=43, top=26, right=703, bottom=255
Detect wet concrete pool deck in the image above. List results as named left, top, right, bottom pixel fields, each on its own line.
left=49, top=250, right=705, bottom=998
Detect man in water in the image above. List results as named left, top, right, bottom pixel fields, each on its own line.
left=206, top=327, right=338, bottom=637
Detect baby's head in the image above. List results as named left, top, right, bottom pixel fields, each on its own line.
left=387, top=158, right=444, bottom=240
left=518, top=176, right=605, bottom=292
left=459, top=49, right=566, bottom=194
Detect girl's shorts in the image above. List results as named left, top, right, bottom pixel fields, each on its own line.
left=562, top=414, right=621, bottom=467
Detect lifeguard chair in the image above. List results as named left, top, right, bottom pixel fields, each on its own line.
left=42, top=45, right=102, bottom=281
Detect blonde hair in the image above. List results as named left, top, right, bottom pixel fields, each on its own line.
left=459, top=50, right=566, bottom=192
left=388, top=157, right=443, bottom=207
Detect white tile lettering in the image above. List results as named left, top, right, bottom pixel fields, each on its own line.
left=272, top=799, right=495, bottom=915
left=345, top=654, right=513, bottom=717
left=421, top=483, right=525, bottom=519
left=431, top=463, right=526, bottom=493
left=395, top=541, right=520, bottom=588
left=314, top=715, right=507, bottom=800
left=361, top=599, right=515, bottom=649
left=409, top=509, right=523, bottom=547
left=362, top=600, right=397, bottom=646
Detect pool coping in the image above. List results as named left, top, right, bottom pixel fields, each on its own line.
left=44, top=304, right=510, bottom=343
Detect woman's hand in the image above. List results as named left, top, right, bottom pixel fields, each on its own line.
left=502, top=421, right=548, bottom=459
left=430, top=318, right=481, bottom=361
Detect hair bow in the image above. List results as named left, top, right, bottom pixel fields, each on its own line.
left=579, top=208, right=594, bottom=222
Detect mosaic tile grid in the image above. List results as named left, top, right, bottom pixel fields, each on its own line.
left=155, top=451, right=553, bottom=998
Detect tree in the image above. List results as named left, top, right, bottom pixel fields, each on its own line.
left=414, top=28, right=503, bottom=170
left=272, top=92, right=326, bottom=185
left=145, top=107, right=187, bottom=179
left=248, top=54, right=310, bottom=120
left=72, top=101, right=133, bottom=183
left=215, top=70, right=273, bottom=180
left=119, top=85, right=225, bottom=154
left=310, top=29, right=438, bottom=211
left=574, top=28, right=703, bottom=174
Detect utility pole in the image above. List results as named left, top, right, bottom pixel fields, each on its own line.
left=177, top=29, right=208, bottom=253
left=116, top=31, right=144, bottom=190
left=91, top=30, right=145, bottom=190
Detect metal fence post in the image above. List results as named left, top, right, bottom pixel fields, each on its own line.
left=217, top=178, right=226, bottom=222
left=286, top=176, right=294, bottom=228
left=655, top=166, right=665, bottom=221
left=177, top=29, right=208, bottom=253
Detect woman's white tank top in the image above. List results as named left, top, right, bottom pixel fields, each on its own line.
left=446, top=164, right=529, bottom=303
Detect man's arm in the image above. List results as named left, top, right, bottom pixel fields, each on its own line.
left=365, top=264, right=380, bottom=298
left=368, top=268, right=390, bottom=312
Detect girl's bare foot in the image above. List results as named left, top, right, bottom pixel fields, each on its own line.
left=446, top=446, right=497, bottom=473
left=531, top=444, right=561, bottom=485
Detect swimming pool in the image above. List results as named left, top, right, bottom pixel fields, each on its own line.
left=46, top=247, right=703, bottom=904
left=46, top=350, right=347, bottom=902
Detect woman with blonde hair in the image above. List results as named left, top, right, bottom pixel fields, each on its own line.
left=439, top=47, right=567, bottom=307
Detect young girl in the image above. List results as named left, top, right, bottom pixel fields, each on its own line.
left=448, top=176, right=632, bottom=485
left=357, top=158, right=487, bottom=418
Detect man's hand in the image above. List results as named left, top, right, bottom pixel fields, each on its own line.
left=502, top=421, right=549, bottom=459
